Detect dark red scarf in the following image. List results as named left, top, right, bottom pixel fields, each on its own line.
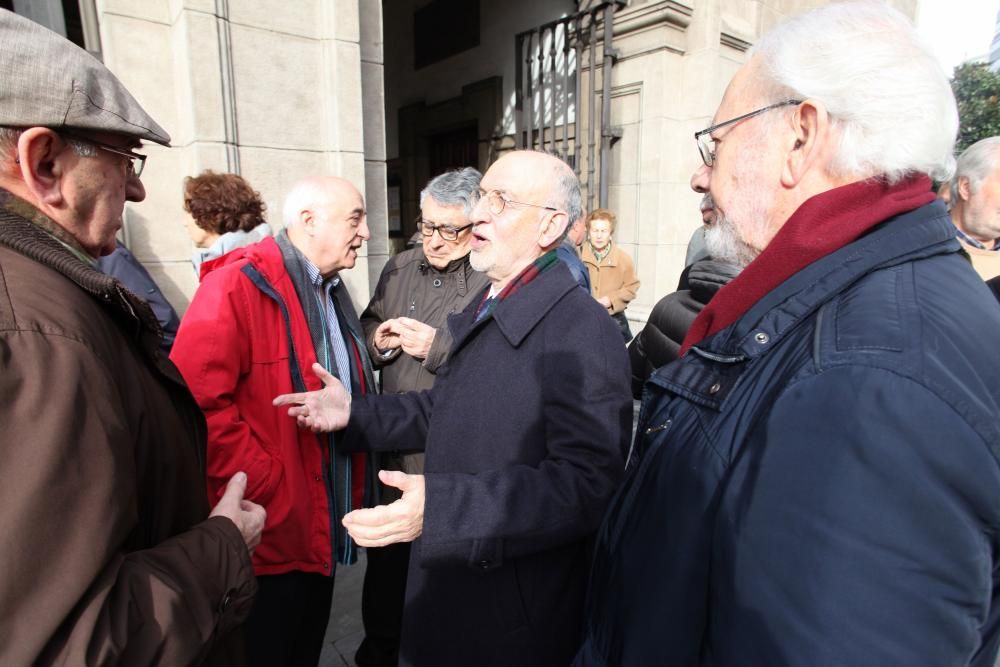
left=679, top=175, right=935, bottom=357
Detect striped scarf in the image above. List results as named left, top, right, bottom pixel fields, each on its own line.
left=476, top=250, right=560, bottom=321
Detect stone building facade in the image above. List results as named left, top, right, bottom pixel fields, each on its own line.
left=16, top=0, right=917, bottom=326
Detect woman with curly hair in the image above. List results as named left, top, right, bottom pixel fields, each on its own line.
left=184, top=170, right=271, bottom=276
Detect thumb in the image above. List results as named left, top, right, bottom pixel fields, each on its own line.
left=378, top=469, right=410, bottom=491
left=221, top=471, right=248, bottom=503
left=312, top=363, right=338, bottom=388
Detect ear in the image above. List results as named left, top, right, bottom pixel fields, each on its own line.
left=538, top=209, right=569, bottom=248
left=17, top=128, right=69, bottom=207
left=781, top=100, right=830, bottom=188
left=300, top=208, right=315, bottom=233
left=957, top=176, right=972, bottom=203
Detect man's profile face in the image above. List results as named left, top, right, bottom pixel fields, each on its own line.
left=961, top=162, right=1000, bottom=244
left=469, top=154, right=550, bottom=284
left=310, top=187, right=369, bottom=276
left=690, top=62, right=783, bottom=269
left=60, top=131, right=146, bottom=257
left=420, top=197, right=473, bottom=269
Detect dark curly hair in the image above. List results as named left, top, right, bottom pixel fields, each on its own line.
left=183, top=170, right=266, bottom=235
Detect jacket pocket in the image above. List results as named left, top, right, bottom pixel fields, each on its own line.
left=606, top=418, right=673, bottom=550
left=489, top=561, right=530, bottom=633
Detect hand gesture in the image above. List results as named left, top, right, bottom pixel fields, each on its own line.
left=373, top=319, right=402, bottom=352
left=394, top=317, right=437, bottom=360
left=597, top=295, right=612, bottom=310
left=272, top=363, right=351, bottom=432
left=342, top=470, right=425, bottom=547
left=209, top=471, right=267, bottom=554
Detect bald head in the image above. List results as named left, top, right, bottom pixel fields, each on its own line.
left=284, top=176, right=368, bottom=277
left=469, top=151, right=582, bottom=289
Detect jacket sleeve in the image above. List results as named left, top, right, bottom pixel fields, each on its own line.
left=0, top=330, right=255, bottom=666
left=421, top=324, right=453, bottom=373
left=609, top=248, right=639, bottom=314
left=418, top=309, right=632, bottom=569
left=722, top=366, right=999, bottom=666
left=171, top=272, right=284, bottom=506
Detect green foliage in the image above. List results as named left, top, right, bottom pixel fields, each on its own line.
left=951, top=62, right=1000, bottom=154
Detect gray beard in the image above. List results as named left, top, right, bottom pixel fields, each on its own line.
left=704, top=209, right=758, bottom=270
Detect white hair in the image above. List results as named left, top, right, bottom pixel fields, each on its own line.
left=750, top=1, right=958, bottom=184
left=282, top=178, right=329, bottom=227
left=420, top=167, right=482, bottom=217
left=950, top=137, right=1000, bottom=202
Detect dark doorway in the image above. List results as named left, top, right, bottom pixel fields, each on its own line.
left=428, top=124, right=478, bottom=180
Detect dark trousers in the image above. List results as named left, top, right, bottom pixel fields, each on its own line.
left=244, top=570, right=335, bottom=667
left=355, top=543, right=411, bottom=667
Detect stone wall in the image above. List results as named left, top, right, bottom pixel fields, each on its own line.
left=97, top=0, right=387, bottom=314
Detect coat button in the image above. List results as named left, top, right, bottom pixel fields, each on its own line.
left=478, top=560, right=491, bottom=569
left=323, top=562, right=330, bottom=569
left=433, top=278, right=442, bottom=287
left=754, top=332, right=770, bottom=345
left=708, top=382, right=721, bottom=394
left=314, top=475, right=322, bottom=482
left=219, top=589, right=234, bottom=613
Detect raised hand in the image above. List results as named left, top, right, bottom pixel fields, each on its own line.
left=272, top=363, right=351, bottom=432
left=394, top=317, right=437, bottom=360
left=342, top=470, right=425, bottom=547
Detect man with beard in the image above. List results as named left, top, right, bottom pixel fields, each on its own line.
left=275, top=150, right=632, bottom=666
left=948, top=137, right=1000, bottom=279
left=575, top=3, right=1000, bottom=666
left=354, top=167, right=488, bottom=666
left=172, top=176, right=376, bottom=667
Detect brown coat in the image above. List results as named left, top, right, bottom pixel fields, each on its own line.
left=0, top=202, right=255, bottom=666
left=581, top=242, right=640, bottom=314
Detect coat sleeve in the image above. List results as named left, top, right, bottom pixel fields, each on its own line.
left=338, top=389, right=436, bottom=454
left=418, top=310, right=632, bottom=569
left=171, top=272, right=284, bottom=506
left=421, top=323, right=452, bottom=373
left=609, top=249, right=639, bottom=314
left=0, top=330, right=255, bottom=666
left=720, top=366, right=999, bottom=666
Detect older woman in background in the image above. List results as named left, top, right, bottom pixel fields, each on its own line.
left=184, top=170, right=272, bottom=276
left=581, top=208, right=640, bottom=341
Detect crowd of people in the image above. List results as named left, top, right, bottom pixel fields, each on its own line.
left=1, top=2, right=1000, bottom=666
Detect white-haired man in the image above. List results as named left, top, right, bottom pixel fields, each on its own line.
left=275, top=150, right=632, bottom=666
left=575, top=3, right=1000, bottom=666
left=172, top=176, right=377, bottom=667
left=949, top=136, right=1000, bottom=279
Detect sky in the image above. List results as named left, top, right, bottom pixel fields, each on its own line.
left=915, top=0, right=999, bottom=75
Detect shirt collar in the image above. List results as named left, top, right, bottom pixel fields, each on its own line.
left=299, top=251, right=341, bottom=289
left=955, top=226, right=1000, bottom=251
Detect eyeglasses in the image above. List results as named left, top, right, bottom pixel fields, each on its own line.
left=694, top=99, right=802, bottom=168
left=480, top=189, right=560, bottom=217
left=61, top=130, right=147, bottom=178
left=418, top=218, right=473, bottom=242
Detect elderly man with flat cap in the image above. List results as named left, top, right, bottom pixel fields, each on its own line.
left=0, top=10, right=265, bottom=666
left=275, top=150, right=632, bottom=666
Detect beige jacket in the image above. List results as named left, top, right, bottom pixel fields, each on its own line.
left=581, top=242, right=640, bottom=314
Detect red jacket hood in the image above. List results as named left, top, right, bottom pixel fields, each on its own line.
left=199, top=236, right=283, bottom=283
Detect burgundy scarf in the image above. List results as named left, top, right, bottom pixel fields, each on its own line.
left=679, top=175, right=935, bottom=357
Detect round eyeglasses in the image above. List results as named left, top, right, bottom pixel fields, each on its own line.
left=694, top=99, right=802, bottom=168
left=480, top=189, right=560, bottom=216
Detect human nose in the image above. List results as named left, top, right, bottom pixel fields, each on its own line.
left=358, top=218, right=370, bottom=240
left=126, top=171, right=146, bottom=202
left=690, top=163, right=710, bottom=194
left=470, top=194, right=490, bottom=224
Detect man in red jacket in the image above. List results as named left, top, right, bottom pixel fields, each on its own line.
left=172, top=175, right=377, bottom=667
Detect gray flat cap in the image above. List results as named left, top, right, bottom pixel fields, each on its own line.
left=0, top=9, right=170, bottom=145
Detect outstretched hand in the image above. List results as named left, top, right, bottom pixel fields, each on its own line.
left=209, top=471, right=267, bottom=554
left=272, top=363, right=351, bottom=432
left=342, top=470, right=425, bottom=547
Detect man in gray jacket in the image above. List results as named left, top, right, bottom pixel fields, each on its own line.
left=355, top=167, right=488, bottom=666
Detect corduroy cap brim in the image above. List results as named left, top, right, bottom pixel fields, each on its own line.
left=0, top=9, right=170, bottom=146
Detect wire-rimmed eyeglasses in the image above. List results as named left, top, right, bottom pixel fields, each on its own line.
left=417, top=218, right=474, bottom=242
left=61, top=130, right=147, bottom=178
left=694, top=99, right=802, bottom=168
left=480, top=189, right=560, bottom=217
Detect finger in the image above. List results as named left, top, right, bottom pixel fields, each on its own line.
left=273, top=392, right=309, bottom=406
left=219, top=471, right=247, bottom=504
left=378, top=469, right=411, bottom=491
left=343, top=505, right=393, bottom=527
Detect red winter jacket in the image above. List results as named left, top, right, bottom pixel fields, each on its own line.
left=172, top=236, right=369, bottom=576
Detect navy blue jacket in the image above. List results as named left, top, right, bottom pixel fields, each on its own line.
left=576, top=200, right=1000, bottom=666
left=343, top=261, right=632, bottom=666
